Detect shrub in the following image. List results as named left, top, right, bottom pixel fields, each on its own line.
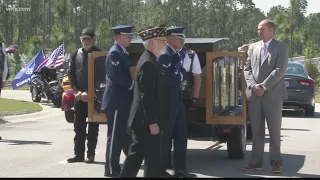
left=304, top=60, right=320, bottom=86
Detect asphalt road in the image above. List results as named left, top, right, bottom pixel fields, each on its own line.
left=1, top=90, right=320, bottom=178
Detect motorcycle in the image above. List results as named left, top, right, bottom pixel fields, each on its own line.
left=61, top=74, right=75, bottom=123
left=30, top=67, right=63, bottom=108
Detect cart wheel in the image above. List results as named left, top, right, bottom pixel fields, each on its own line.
left=227, top=125, right=246, bottom=159
left=65, top=110, right=75, bottom=123
left=227, top=106, right=246, bottom=159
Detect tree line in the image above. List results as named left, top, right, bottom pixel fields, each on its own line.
left=0, top=0, right=320, bottom=80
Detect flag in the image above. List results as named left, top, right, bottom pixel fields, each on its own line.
left=53, top=43, right=65, bottom=69
left=35, top=43, right=65, bottom=71
left=34, top=57, right=48, bottom=72
left=11, top=49, right=45, bottom=90
left=46, top=43, right=64, bottom=69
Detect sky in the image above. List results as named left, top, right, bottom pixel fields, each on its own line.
left=253, top=0, right=320, bottom=16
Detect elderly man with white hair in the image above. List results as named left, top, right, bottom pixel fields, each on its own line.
left=120, top=24, right=168, bottom=178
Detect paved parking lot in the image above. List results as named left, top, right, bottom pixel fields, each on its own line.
left=1, top=90, right=320, bottom=177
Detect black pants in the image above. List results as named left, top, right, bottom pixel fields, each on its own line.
left=120, top=125, right=162, bottom=177
left=73, top=100, right=99, bottom=157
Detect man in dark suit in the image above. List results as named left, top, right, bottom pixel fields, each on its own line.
left=119, top=25, right=168, bottom=178
left=67, top=28, right=103, bottom=164
left=101, top=25, right=135, bottom=177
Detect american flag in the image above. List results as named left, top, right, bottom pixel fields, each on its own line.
left=34, top=43, right=65, bottom=72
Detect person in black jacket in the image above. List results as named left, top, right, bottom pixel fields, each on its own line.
left=120, top=25, right=168, bottom=178
left=66, top=28, right=104, bottom=164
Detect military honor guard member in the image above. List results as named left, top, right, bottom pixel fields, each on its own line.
left=67, top=28, right=102, bottom=163
left=158, top=26, right=196, bottom=178
left=179, top=44, right=202, bottom=110
left=120, top=25, right=168, bottom=178
left=165, top=28, right=202, bottom=169
left=101, top=25, right=135, bottom=177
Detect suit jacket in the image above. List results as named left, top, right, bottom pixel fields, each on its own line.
left=101, top=43, right=133, bottom=111
left=127, top=50, right=167, bottom=131
left=244, top=39, right=289, bottom=102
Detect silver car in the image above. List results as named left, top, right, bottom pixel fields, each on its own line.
left=283, top=62, right=316, bottom=116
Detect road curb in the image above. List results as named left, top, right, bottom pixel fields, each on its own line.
left=1, top=104, right=63, bottom=124
left=0, top=90, right=64, bottom=124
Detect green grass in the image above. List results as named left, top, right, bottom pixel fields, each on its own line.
left=316, top=96, right=320, bottom=103
left=0, top=98, right=42, bottom=112
left=2, top=80, right=30, bottom=90
left=2, top=86, right=29, bottom=90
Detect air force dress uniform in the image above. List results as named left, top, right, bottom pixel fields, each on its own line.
left=101, top=25, right=135, bottom=177
left=158, top=27, right=195, bottom=177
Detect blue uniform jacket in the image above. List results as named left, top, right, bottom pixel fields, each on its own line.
left=158, top=45, right=187, bottom=107
left=101, top=43, right=134, bottom=111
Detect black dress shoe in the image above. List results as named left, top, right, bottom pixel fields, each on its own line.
left=85, top=156, right=95, bottom=164
left=67, top=156, right=84, bottom=163
left=174, top=170, right=197, bottom=178
left=104, top=172, right=120, bottom=177
left=161, top=172, right=175, bottom=178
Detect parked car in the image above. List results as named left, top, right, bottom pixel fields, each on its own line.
left=6, top=45, right=19, bottom=54
left=283, top=62, right=316, bottom=116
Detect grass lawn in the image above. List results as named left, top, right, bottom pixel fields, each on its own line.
left=2, top=80, right=30, bottom=90
left=0, top=98, right=42, bottom=115
left=316, top=96, right=320, bottom=103
left=2, top=86, right=29, bottom=90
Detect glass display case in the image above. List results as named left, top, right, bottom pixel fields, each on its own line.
left=211, top=56, right=241, bottom=116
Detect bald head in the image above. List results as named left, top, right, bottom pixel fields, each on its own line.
left=258, top=19, right=275, bottom=42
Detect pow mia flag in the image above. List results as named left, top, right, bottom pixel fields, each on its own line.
left=11, top=49, right=45, bottom=90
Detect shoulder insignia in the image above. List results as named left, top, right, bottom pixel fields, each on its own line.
left=162, top=63, right=171, bottom=68
left=111, top=60, right=119, bottom=66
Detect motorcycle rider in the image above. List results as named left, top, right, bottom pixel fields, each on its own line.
left=66, top=28, right=104, bottom=163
